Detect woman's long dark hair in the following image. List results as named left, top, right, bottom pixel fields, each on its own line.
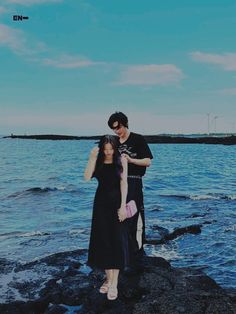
left=93, top=135, right=123, bottom=178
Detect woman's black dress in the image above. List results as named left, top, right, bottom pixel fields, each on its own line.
left=87, top=163, right=130, bottom=270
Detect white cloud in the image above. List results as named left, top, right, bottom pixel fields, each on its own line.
left=0, top=23, right=101, bottom=69
left=42, top=54, right=104, bottom=69
left=6, top=0, right=63, bottom=6
left=0, top=23, right=48, bottom=57
left=191, top=51, right=236, bottom=71
left=219, top=87, right=236, bottom=95
left=115, top=64, right=184, bottom=86
left=0, top=23, right=29, bottom=55
left=0, top=6, right=8, bottom=14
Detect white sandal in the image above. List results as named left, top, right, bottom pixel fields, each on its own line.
left=99, top=281, right=111, bottom=294
left=107, top=286, right=118, bottom=300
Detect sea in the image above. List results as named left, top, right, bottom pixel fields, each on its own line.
left=0, top=137, right=235, bottom=296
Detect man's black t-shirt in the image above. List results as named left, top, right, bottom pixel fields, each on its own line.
left=118, top=132, right=153, bottom=176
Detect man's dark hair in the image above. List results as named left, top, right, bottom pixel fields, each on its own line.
left=108, top=112, right=129, bottom=129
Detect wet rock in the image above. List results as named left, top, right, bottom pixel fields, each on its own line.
left=166, top=224, right=202, bottom=240
left=148, top=225, right=169, bottom=240
left=0, top=258, right=18, bottom=274
left=0, top=250, right=235, bottom=314
left=44, top=304, right=67, bottom=314
left=145, top=224, right=202, bottom=245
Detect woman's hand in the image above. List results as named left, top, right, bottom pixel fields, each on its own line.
left=118, top=206, right=127, bottom=222
left=90, top=147, right=99, bottom=159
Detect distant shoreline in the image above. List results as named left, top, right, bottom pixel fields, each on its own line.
left=3, top=134, right=236, bottom=145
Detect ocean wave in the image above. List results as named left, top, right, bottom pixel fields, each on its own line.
left=227, top=195, right=236, bottom=200
left=191, top=194, right=236, bottom=201
left=190, top=194, right=220, bottom=200
left=0, top=231, right=24, bottom=238
left=69, top=229, right=87, bottom=236
left=159, top=193, right=236, bottom=201
left=7, top=186, right=80, bottom=198
left=0, top=230, right=51, bottom=239
left=159, top=194, right=189, bottom=200
left=7, top=187, right=58, bottom=198
left=224, top=225, right=236, bottom=232
left=19, top=231, right=51, bottom=237
left=219, top=259, right=236, bottom=267
left=150, top=207, right=163, bottom=212
left=27, top=187, right=68, bottom=193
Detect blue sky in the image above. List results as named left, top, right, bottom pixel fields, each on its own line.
left=0, top=0, right=236, bottom=135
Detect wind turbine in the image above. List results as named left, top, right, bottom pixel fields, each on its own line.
left=213, top=116, right=218, bottom=134
left=207, top=113, right=210, bottom=135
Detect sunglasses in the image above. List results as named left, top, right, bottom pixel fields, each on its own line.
left=111, top=124, right=123, bottom=131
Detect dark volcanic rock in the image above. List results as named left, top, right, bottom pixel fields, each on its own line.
left=0, top=251, right=235, bottom=314
left=0, top=258, right=18, bottom=274
left=4, top=134, right=236, bottom=145
left=44, top=304, right=67, bottom=314
left=144, top=135, right=236, bottom=145
left=4, top=134, right=101, bottom=141
left=166, top=224, right=202, bottom=240
left=145, top=224, right=202, bottom=245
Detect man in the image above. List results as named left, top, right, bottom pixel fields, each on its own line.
left=108, top=112, right=153, bottom=259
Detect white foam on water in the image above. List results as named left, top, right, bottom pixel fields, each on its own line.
left=190, top=194, right=220, bottom=200
left=0, top=269, right=24, bottom=302
left=228, top=195, right=236, bottom=200
left=69, top=229, right=86, bottom=236
left=190, top=193, right=236, bottom=201
left=57, top=186, right=67, bottom=191
left=20, top=231, right=51, bottom=237
left=0, top=264, right=58, bottom=303
left=145, top=243, right=181, bottom=261
left=224, top=224, right=236, bottom=232
left=79, top=263, right=91, bottom=275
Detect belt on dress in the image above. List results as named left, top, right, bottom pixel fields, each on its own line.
left=127, top=175, right=142, bottom=179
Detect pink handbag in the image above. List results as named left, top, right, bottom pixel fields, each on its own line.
left=125, top=200, right=138, bottom=218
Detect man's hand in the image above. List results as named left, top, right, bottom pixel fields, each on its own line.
left=121, top=153, right=133, bottom=163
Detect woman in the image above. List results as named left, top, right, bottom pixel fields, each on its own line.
left=84, top=135, right=128, bottom=301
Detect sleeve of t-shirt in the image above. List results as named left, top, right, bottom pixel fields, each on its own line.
left=136, top=135, right=153, bottom=159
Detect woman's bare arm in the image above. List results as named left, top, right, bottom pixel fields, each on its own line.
left=84, top=147, right=99, bottom=181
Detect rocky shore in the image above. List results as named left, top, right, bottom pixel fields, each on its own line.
left=1, top=224, right=235, bottom=314
left=3, top=134, right=236, bottom=145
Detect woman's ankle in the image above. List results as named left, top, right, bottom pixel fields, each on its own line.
left=110, top=281, right=118, bottom=288
left=105, top=270, right=113, bottom=283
